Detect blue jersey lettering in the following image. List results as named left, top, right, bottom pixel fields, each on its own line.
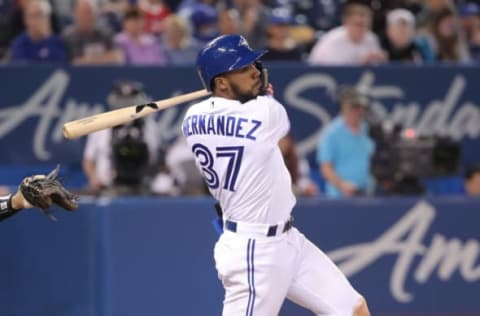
left=198, top=115, right=207, bottom=134
left=225, top=116, right=235, bottom=136
left=183, top=115, right=262, bottom=140
left=235, top=118, right=247, bottom=138
left=207, top=115, right=216, bottom=134
left=216, top=115, right=225, bottom=135
left=191, top=115, right=199, bottom=134
left=246, top=120, right=262, bottom=140
left=182, top=116, right=192, bottom=136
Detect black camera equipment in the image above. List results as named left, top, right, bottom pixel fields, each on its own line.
left=108, top=81, right=150, bottom=189
left=369, top=119, right=461, bottom=195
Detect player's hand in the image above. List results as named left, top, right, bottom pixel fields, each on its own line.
left=11, top=190, right=30, bottom=210
left=266, top=83, right=274, bottom=96
left=18, top=166, right=78, bottom=221
left=339, top=181, right=358, bottom=197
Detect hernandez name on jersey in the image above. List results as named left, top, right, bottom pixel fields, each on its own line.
left=182, top=114, right=262, bottom=140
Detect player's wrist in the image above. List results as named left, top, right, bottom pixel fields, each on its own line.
left=10, top=191, right=26, bottom=210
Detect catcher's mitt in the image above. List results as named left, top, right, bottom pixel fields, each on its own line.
left=19, top=165, right=78, bottom=220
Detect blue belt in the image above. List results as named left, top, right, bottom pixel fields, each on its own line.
left=225, top=217, right=294, bottom=237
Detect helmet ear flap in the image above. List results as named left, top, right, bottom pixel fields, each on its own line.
left=255, top=61, right=269, bottom=95
left=197, top=68, right=211, bottom=91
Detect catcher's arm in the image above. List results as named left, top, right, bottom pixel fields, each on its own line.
left=0, top=192, right=28, bottom=221
left=0, top=165, right=79, bottom=222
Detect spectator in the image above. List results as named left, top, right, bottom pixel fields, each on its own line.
left=160, top=15, right=200, bottom=65
left=464, top=164, right=480, bottom=196
left=381, top=8, right=434, bottom=63
left=63, top=0, right=123, bottom=65
left=317, top=86, right=375, bottom=198
left=232, top=0, right=269, bottom=49
left=138, top=0, right=171, bottom=35
left=51, top=0, right=127, bottom=33
left=9, top=0, right=62, bottom=40
left=279, top=134, right=318, bottom=197
left=418, top=7, right=470, bottom=62
left=262, top=8, right=305, bottom=61
left=423, top=0, right=453, bottom=13
left=163, top=0, right=181, bottom=11
left=9, top=0, right=67, bottom=63
left=308, top=3, right=387, bottom=65
left=82, top=80, right=159, bottom=196
left=0, top=0, right=15, bottom=59
left=177, top=0, right=219, bottom=12
left=218, top=7, right=241, bottom=35
left=290, top=0, right=342, bottom=32
left=352, top=0, right=419, bottom=35
left=114, top=7, right=167, bottom=65
left=97, top=0, right=132, bottom=33
left=458, top=2, right=480, bottom=40
left=458, top=2, right=480, bottom=61
left=181, top=1, right=219, bottom=44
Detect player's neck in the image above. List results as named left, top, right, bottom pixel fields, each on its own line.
left=214, top=90, right=235, bottom=100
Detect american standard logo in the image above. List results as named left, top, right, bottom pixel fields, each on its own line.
left=286, top=71, right=480, bottom=156
left=0, top=70, right=103, bottom=160
left=0, top=70, right=187, bottom=160
left=0, top=69, right=480, bottom=160
left=328, top=201, right=480, bottom=303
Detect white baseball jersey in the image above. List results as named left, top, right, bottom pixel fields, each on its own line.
left=182, top=94, right=363, bottom=316
left=182, top=95, right=296, bottom=224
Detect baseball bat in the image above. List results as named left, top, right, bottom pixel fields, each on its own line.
left=63, top=89, right=210, bottom=139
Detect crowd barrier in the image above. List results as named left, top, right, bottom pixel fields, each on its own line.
left=0, top=197, right=478, bottom=316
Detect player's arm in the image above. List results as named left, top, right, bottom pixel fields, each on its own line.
left=1, top=166, right=78, bottom=222
left=0, top=191, right=30, bottom=221
left=266, top=98, right=290, bottom=142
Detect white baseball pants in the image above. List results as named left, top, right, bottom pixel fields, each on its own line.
left=214, top=227, right=362, bottom=316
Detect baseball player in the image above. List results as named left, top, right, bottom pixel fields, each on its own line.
left=182, top=34, right=370, bottom=316
left=0, top=166, right=78, bottom=221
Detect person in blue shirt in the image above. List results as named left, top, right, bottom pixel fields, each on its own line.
left=317, top=86, right=375, bottom=198
left=9, top=0, right=66, bottom=63
left=464, top=164, right=480, bottom=197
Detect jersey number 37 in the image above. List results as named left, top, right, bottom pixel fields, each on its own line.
left=192, top=143, right=244, bottom=192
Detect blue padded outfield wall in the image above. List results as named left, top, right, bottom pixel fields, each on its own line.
left=0, top=197, right=479, bottom=316
left=0, top=64, right=480, bottom=168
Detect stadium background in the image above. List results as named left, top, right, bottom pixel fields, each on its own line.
left=0, top=64, right=479, bottom=315
left=1, top=0, right=480, bottom=314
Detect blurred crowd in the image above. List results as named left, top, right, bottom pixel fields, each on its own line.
left=2, top=0, right=480, bottom=65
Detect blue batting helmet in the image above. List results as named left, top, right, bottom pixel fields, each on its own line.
left=196, top=34, right=267, bottom=91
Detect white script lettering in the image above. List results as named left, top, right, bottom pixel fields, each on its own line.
left=328, top=201, right=480, bottom=303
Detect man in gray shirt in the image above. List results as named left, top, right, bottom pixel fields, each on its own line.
left=63, top=0, right=122, bottom=65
